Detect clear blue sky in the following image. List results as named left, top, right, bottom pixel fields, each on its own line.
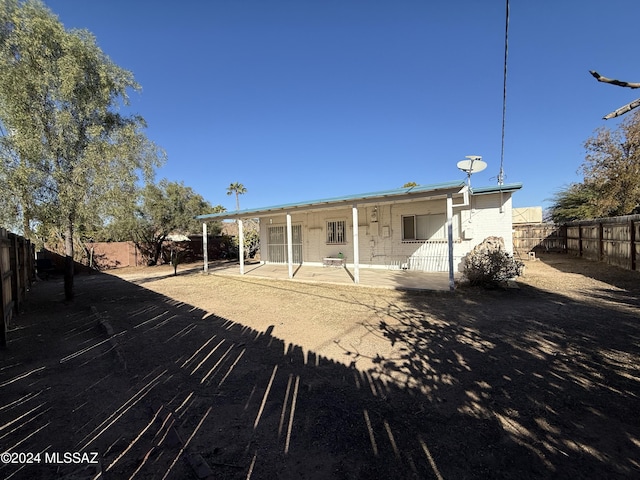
left=44, top=0, right=640, bottom=212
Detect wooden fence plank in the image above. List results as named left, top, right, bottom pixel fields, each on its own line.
left=512, top=223, right=565, bottom=256
left=514, top=215, right=640, bottom=272
left=0, top=228, right=34, bottom=348
left=10, top=233, right=20, bottom=314
left=632, top=220, right=639, bottom=272
left=1, top=228, right=10, bottom=348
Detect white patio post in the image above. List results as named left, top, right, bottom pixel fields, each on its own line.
left=286, top=213, right=293, bottom=278
left=202, top=222, right=208, bottom=274
left=352, top=204, right=360, bottom=284
left=447, top=193, right=455, bottom=291
left=238, top=218, right=245, bottom=275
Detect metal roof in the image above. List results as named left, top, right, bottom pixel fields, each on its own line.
left=470, top=183, right=523, bottom=195
left=197, top=180, right=522, bottom=220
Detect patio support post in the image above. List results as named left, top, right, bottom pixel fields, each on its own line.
left=286, top=212, right=293, bottom=278
left=239, top=218, right=245, bottom=275
left=447, top=193, right=455, bottom=291
left=352, top=204, right=360, bottom=284
left=203, top=222, right=208, bottom=274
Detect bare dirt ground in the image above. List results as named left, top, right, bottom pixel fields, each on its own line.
left=1, top=254, right=639, bottom=479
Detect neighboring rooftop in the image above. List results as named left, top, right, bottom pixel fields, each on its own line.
left=512, top=206, right=543, bottom=224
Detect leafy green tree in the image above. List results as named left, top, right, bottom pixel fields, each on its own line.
left=402, top=182, right=418, bottom=188
left=549, top=110, right=640, bottom=222
left=581, top=110, right=640, bottom=217
left=229, top=218, right=260, bottom=259
left=0, top=0, right=163, bottom=299
left=547, top=183, right=600, bottom=223
left=109, top=180, right=224, bottom=266
left=226, top=182, right=247, bottom=211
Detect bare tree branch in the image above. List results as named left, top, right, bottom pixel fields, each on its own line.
left=590, top=70, right=640, bottom=89
left=603, top=97, right=640, bottom=120
left=590, top=70, right=640, bottom=119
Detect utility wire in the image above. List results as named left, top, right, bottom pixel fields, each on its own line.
left=498, top=0, right=510, bottom=185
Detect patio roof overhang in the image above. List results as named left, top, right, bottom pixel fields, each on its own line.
left=196, top=180, right=523, bottom=290
left=197, top=180, right=521, bottom=221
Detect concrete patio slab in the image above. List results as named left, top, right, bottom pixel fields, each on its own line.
left=205, top=261, right=457, bottom=291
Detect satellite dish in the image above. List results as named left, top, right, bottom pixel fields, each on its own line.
left=457, top=156, right=487, bottom=174
left=457, top=155, right=487, bottom=187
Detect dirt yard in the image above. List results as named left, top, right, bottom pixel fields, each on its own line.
left=1, top=254, right=639, bottom=479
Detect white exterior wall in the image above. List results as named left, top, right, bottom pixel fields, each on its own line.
left=257, top=191, right=514, bottom=272
left=461, top=192, right=515, bottom=254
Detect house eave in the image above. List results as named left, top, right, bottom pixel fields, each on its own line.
left=470, top=182, right=523, bottom=195
left=197, top=180, right=468, bottom=221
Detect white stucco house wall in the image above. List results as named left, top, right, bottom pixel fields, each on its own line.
left=197, top=180, right=522, bottom=287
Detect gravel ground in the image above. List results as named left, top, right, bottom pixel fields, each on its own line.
left=1, top=254, right=639, bottom=479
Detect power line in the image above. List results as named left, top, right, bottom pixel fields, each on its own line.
left=498, top=0, right=510, bottom=185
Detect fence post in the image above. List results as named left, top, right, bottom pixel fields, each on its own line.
left=19, top=237, right=28, bottom=303
left=598, top=222, right=604, bottom=262
left=578, top=223, right=583, bottom=257
left=631, top=218, right=637, bottom=271
left=21, top=237, right=27, bottom=289
left=0, top=270, right=4, bottom=348
left=0, top=229, right=8, bottom=348
left=9, top=234, right=20, bottom=316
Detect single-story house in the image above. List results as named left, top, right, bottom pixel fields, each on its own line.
left=197, top=180, right=522, bottom=289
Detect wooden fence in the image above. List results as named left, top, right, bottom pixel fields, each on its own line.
left=565, top=215, right=639, bottom=271
left=512, top=223, right=567, bottom=257
left=0, top=228, right=35, bottom=348
left=513, top=215, right=640, bottom=272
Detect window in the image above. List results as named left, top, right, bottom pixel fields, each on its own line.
left=403, top=216, right=417, bottom=240
left=327, top=220, right=346, bottom=244
left=402, top=214, right=453, bottom=241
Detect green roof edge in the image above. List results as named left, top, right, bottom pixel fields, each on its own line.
left=197, top=180, right=522, bottom=220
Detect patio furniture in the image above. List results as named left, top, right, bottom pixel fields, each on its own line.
left=323, top=257, right=346, bottom=267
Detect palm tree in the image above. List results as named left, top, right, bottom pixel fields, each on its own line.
left=226, top=182, right=247, bottom=211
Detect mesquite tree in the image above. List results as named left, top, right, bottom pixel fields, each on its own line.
left=107, top=180, right=224, bottom=266
left=549, top=110, right=640, bottom=221
left=0, top=0, right=163, bottom=299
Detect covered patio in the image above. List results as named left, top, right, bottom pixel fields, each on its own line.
left=204, top=260, right=458, bottom=291
left=197, top=181, right=520, bottom=292
left=197, top=181, right=473, bottom=291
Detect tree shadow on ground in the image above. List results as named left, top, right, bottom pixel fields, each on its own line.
left=0, top=264, right=639, bottom=479
left=536, top=253, right=640, bottom=304
left=343, top=272, right=640, bottom=478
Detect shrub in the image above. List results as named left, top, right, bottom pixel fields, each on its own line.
left=462, top=236, right=524, bottom=287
